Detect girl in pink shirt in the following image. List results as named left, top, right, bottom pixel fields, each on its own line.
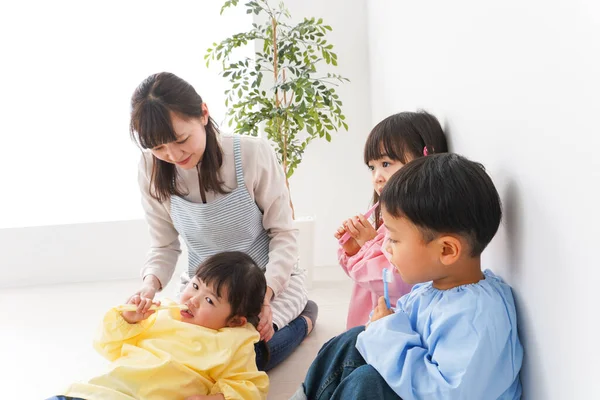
left=334, top=111, right=448, bottom=328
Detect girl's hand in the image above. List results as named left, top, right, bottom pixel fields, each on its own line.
left=334, top=225, right=361, bottom=256
left=370, top=296, right=394, bottom=324
left=257, top=287, right=275, bottom=342
left=338, top=214, right=378, bottom=247
left=346, top=214, right=378, bottom=246
left=121, top=295, right=160, bottom=324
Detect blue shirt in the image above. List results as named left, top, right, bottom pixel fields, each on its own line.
left=356, top=270, right=523, bottom=399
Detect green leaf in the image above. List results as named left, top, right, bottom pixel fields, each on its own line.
left=208, top=0, right=349, bottom=181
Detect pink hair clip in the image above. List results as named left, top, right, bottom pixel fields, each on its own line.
left=423, top=146, right=429, bottom=156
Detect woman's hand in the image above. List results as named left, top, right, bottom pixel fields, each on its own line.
left=127, top=274, right=161, bottom=321
left=121, top=295, right=161, bottom=324
left=134, top=275, right=161, bottom=302
left=257, top=287, right=275, bottom=342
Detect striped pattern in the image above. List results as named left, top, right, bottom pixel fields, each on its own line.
left=171, top=135, right=307, bottom=329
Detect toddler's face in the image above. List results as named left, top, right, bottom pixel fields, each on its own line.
left=382, top=208, right=440, bottom=285
left=179, top=277, right=234, bottom=330
left=368, top=156, right=406, bottom=195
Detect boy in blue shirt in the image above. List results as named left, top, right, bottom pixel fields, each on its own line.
left=292, top=153, right=523, bottom=399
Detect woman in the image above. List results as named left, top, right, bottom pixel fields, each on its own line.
left=129, top=72, right=318, bottom=371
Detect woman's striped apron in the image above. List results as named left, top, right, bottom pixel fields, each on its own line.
left=170, top=135, right=307, bottom=328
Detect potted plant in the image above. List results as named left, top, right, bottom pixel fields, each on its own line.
left=205, top=0, right=349, bottom=287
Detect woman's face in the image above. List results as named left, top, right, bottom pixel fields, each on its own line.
left=150, top=104, right=209, bottom=170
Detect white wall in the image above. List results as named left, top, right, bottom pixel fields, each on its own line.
left=367, top=0, right=600, bottom=397
left=273, top=0, right=374, bottom=268
left=0, top=0, right=250, bottom=230
left=0, top=0, right=249, bottom=287
left=1, top=220, right=149, bottom=287
left=0, top=0, right=370, bottom=288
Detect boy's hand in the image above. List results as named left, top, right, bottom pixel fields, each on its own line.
left=370, top=296, right=394, bottom=324
left=121, top=295, right=160, bottom=324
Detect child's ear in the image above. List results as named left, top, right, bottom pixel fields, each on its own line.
left=227, top=316, right=247, bottom=328
left=437, top=235, right=462, bottom=266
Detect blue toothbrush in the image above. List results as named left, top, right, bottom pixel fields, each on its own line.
left=382, top=268, right=392, bottom=309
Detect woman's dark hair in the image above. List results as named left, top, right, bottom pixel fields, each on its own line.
left=380, top=153, right=502, bottom=257
left=130, top=72, right=227, bottom=203
left=364, top=111, right=448, bottom=228
left=194, top=251, right=266, bottom=328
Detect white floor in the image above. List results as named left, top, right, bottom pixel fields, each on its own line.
left=1, top=267, right=352, bottom=400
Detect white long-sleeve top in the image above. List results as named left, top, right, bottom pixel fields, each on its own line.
left=137, top=135, right=298, bottom=297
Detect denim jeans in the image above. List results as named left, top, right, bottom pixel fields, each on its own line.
left=291, top=326, right=401, bottom=400
left=46, top=397, right=84, bottom=400
left=255, top=314, right=308, bottom=371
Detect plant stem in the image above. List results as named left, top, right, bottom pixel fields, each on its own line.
left=271, top=14, right=295, bottom=219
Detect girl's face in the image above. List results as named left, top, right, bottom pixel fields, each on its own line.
left=150, top=104, right=209, bottom=170
left=368, top=155, right=408, bottom=195
left=179, top=276, right=237, bottom=330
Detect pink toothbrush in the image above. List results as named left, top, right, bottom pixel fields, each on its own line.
left=338, top=202, right=380, bottom=245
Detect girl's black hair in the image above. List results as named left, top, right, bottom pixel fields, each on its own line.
left=130, top=72, right=227, bottom=203
left=364, top=111, right=448, bottom=228
left=194, top=251, right=266, bottom=328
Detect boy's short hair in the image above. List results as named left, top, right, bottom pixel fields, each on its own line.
left=380, top=153, right=502, bottom=256
left=194, top=251, right=266, bottom=328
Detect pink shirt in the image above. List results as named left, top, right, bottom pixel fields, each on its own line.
left=338, top=225, right=413, bottom=329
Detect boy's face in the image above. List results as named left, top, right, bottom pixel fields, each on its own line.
left=382, top=208, right=441, bottom=285
left=179, top=277, right=235, bottom=330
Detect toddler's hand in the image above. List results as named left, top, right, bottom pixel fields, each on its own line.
left=370, top=296, right=394, bottom=324
left=334, top=225, right=361, bottom=256
left=342, top=214, right=378, bottom=247
left=121, top=295, right=160, bottom=324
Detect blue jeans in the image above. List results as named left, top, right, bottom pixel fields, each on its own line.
left=255, top=315, right=308, bottom=371
left=293, top=326, right=401, bottom=400
left=46, top=397, right=84, bottom=400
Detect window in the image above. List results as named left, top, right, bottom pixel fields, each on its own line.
left=0, top=0, right=252, bottom=228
